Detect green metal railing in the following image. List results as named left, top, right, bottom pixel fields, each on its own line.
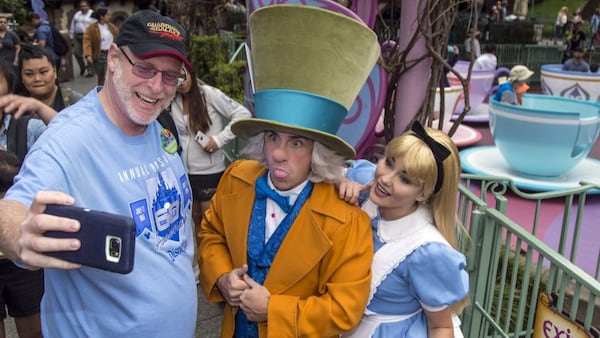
left=494, top=44, right=565, bottom=84
left=494, top=44, right=600, bottom=84
left=458, top=174, right=600, bottom=337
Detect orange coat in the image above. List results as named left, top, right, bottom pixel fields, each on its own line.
left=198, top=160, right=373, bottom=338
left=82, top=22, right=118, bottom=61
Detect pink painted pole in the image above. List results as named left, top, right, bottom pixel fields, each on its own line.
left=393, top=0, right=431, bottom=136
left=351, top=0, right=378, bottom=29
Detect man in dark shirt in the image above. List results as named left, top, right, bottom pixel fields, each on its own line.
left=567, top=22, right=586, bottom=54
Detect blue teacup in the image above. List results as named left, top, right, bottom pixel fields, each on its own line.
left=489, top=94, right=600, bottom=177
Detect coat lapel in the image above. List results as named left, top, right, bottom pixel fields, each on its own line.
left=221, top=164, right=266, bottom=268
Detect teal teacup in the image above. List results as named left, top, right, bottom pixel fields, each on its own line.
left=489, top=94, right=600, bottom=177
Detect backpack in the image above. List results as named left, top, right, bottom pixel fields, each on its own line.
left=6, top=115, right=32, bottom=162
left=43, top=23, right=70, bottom=56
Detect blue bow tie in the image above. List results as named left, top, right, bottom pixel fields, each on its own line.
left=255, top=174, right=292, bottom=213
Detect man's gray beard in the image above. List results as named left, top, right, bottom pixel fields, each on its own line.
left=112, top=64, right=172, bottom=126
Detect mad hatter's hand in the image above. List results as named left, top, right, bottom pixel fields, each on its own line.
left=240, top=274, right=270, bottom=323
left=216, top=264, right=250, bottom=307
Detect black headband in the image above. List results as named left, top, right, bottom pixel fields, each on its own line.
left=410, top=121, right=451, bottom=193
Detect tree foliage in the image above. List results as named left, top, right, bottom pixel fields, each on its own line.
left=0, top=0, right=28, bottom=25
left=189, top=34, right=246, bottom=104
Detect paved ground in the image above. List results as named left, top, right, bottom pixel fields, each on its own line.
left=4, top=63, right=224, bottom=338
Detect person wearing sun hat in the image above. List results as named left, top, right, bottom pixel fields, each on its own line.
left=493, top=64, right=534, bottom=105
left=0, top=10, right=198, bottom=337
left=198, top=4, right=380, bottom=337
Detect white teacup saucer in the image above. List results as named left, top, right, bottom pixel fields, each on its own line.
left=460, top=146, right=600, bottom=193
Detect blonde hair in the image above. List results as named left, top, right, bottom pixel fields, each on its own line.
left=385, top=128, right=460, bottom=245
left=242, top=132, right=345, bottom=184
left=385, top=126, right=470, bottom=313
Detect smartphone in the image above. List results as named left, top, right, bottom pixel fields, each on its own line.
left=43, top=205, right=136, bottom=274
left=194, top=130, right=210, bottom=147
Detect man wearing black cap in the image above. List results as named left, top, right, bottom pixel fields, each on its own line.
left=0, top=10, right=197, bottom=336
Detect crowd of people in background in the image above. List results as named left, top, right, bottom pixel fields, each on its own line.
left=69, top=0, right=95, bottom=78
left=559, top=7, right=599, bottom=73
left=476, top=3, right=600, bottom=74
left=4, top=1, right=132, bottom=86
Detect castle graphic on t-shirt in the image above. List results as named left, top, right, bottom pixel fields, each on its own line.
left=129, top=167, right=192, bottom=259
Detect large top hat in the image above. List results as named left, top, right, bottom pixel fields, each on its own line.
left=232, top=5, right=380, bottom=159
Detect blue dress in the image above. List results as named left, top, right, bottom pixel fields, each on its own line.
left=343, top=205, right=469, bottom=337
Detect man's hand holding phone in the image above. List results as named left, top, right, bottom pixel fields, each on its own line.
left=43, top=204, right=136, bottom=274
left=16, top=191, right=81, bottom=271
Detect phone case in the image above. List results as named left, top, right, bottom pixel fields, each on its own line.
left=195, top=131, right=209, bottom=147
left=44, top=205, right=136, bottom=274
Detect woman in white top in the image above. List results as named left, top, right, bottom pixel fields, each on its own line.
left=555, top=6, right=568, bottom=40
left=169, top=67, right=251, bottom=227
left=170, top=70, right=251, bottom=283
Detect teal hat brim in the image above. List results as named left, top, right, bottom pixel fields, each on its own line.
left=232, top=118, right=356, bottom=160
left=253, top=89, right=347, bottom=135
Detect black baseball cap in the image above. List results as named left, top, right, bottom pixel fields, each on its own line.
left=116, top=10, right=191, bottom=71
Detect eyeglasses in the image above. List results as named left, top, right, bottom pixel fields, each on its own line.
left=119, top=48, right=185, bottom=86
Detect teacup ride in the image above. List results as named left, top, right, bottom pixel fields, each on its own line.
left=460, top=94, right=600, bottom=192
left=448, top=60, right=510, bottom=123
left=371, top=84, right=482, bottom=151
left=540, top=64, right=600, bottom=101
left=431, top=85, right=482, bottom=147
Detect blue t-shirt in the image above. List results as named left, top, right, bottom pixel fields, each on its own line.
left=562, top=59, right=591, bottom=72
left=6, top=89, right=197, bottom=337
left=36, top=21, right=59, bottom=63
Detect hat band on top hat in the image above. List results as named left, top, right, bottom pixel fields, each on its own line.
left=254, top=89, right=346, bottom=135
